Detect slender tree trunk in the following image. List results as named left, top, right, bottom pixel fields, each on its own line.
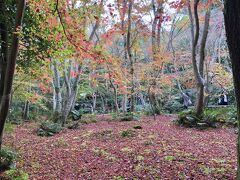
left=110, top=80, right=119, bottom=113
left=52, top=61, right=62, bottom=122
left=224, top=1, right=240, bottom=178
left=122, top=94, right=127, bottom=113
left=89, top=0, right=103, bottom=41
left=126, top=0, right=134, bottom=113
left=118, top=0, right=128, bottom=113
left=204, top=60, right=210, bottom=107
left=100, top=95, right=106, bottom=113
left=188, top=0, right=211, bottom=117
left=151, top=1, right=163, bottom=61
left=0, top=0, right=26, bottom=149
left=22, top=101, right=29, bottom=120
left=92, top=92, right=96, bottom=113
left=148, top=86, right=156, bottom=120
left=71, top=90, right=78, bottom=111
left=195, top=8, right=211, bottom=116
left=114, top=90, right=119, bottom=113
left=139, top=92, right=146, bottom=107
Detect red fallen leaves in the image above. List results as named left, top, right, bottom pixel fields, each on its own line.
left=3, top=115, right=237, bottom=179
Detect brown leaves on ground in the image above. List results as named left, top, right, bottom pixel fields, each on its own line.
left=3, top=115, right=237, bottom=179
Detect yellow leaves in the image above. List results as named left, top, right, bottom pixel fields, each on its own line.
left=212, top=63, right=233, bottom=89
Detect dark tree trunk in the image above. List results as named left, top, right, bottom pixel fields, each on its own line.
left=22, top=101, right=29, bottom=120
left=0, top=0, right=26, bottom=149
left=224, top=1, right=240, bottom=178
left=110, top=80, right=119, bottom=113
left=92, top=92, right=96, bottom=113
left=100, top=95, right=106, bottom=113
left=0, top=0, right=8, bottom=103
left=151, top=0, right=163, bottom=61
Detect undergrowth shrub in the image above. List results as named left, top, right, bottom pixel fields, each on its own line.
left=37, top=121, right=62, bottom=137
left=7, top=111, right=22, bottom=123
left=112, top=112, right=141, bottom=121
left=143, top=105, right=161, bottom=116
left=176, top=111, right=200, bottom=128
left=204, top=107, right=237, bottom=126
left=176, top=107, right=237, bottom=129
left=0, top=148, right=17, bottom=171
left=162, top=99, right=184, bottom=113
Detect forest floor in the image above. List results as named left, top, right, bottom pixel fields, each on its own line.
left=2, top=115, right=237, bottom=179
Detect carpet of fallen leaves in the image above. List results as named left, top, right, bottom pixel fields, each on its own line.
left=3, top=115, right=237, bottom=179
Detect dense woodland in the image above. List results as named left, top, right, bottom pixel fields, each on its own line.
left=0, top=0, right=240, bottom=179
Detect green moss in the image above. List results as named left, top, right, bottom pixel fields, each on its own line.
left=5, top=169, right=29, bottom=180
left=164, top=155, right=176, bottom=161
left=121, top=129, right=135, bottom=138
left=4, top=123, right=16, bottom=134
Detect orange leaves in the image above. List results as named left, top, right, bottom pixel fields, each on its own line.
left=38, top=73, right=52, bottom=94
left=47, top=17, right=58, bottom=26
left=30, top=93, right=41, bottom=103
left=169, top=0, right=187, bottom=11
left=153, top=52, right=171, bottom=68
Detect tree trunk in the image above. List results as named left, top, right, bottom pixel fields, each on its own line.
left=52, top=61, right=62, bottom=122
left=100, top=95, right=106, bottom=113
left=0, top=0, right=8, bottom=103
left=122, top=94, right=127, bottom=113
left=224, top=1, right=240, bottom=178
left=151, top=0, right=163, bottom=61
left=89, top=0, right=103, bottom=42
left=22, top=101, right=29, bottom=120
left=118, top=0, right=128, bottom=113
left=126, top=0, right=134, bottom=113
left=92, top=92, right=96, bottom=113
left=195, top=9, right=211, bottom=116
left=110, top=79, right=119, bottom=113
left=148, top=87, right=156, bottom=120
left=139, top=92, right=146, bottom=108
left=61, top=62, right=81, bottom=126
left=188, top=0, right=211, bottom=117
left=0, top=0, right=26, bottom=149
left=204, top=60, right=210, bottom=107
